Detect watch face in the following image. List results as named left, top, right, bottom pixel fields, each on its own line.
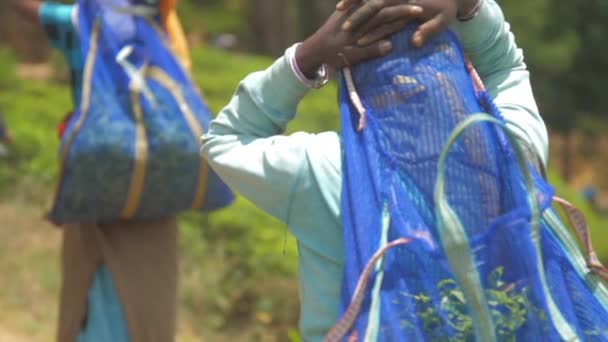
left=312, top=65, right=329, bottom=88
left=317, top=66, right=326, bottom=78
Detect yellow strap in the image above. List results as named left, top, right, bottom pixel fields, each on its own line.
left=165, top=10, right=191, bottom=72
left=554, top=196, right=608, bottom=284
left=121, top=86, right=149, bottom=219
left=159, top=0, right=179, bottom=24
left=158, top=0, right=192, bottom=73
left=145, top=67, right=209, bottom=209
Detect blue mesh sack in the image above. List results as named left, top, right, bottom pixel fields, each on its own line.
left=48, top=0, right=233, bottom=224
left=327, top=26, right=608, bottom=341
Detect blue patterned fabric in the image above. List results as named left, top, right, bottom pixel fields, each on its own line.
left=48, top=0, right=233, bottom=224
left=76, top=265, right=129, bottom=342
left=337, top=25, right=608, bottom=341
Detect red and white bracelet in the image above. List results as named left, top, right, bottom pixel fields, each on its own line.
left=285, top=43, right=329, bottom=89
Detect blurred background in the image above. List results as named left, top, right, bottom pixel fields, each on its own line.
left=0, top=0, right=606, bottom=340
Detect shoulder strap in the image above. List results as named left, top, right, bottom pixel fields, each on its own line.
left=323, top=238, right=412, bottom=342
left=553, top=196, right=608, bottom=283
left=434, top=114, right=577, bottom=342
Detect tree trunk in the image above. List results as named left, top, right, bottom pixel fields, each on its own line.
left=296, top=0, right=332, bottom=39
left=297, top=0, right=317, bottom=38
left=249, top=0, right=298, bottom=56
left=0, top=1, right=50, bottom=62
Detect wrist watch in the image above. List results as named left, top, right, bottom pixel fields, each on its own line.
left=457, top=0, right=483, bottom=22
left=286, top=43, right=329, bottom=89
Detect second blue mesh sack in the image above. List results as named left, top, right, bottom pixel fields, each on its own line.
left=48, top=0, right=233, bottom=224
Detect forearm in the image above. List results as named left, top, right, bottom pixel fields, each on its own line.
left=453, top=0, right=525, bottom=79
left=453, top=0, right=549, bottom=163
left=201, top=49, right=318, bottom=220
left=207, top=51, right=311, bottom=140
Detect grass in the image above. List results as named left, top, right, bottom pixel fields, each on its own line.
left=0, top=202, right=60, bottom=341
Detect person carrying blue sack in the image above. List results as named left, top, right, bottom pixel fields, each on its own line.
left=13, top=0, right=233, bottom=341
left=200, top=0, right=568, bottom=340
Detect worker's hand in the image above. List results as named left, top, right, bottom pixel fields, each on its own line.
left=295, top=10, right=388, bottom=76
left=336, top=0, right=460, bottom=48
left=296, top=4, right=424, bottom=77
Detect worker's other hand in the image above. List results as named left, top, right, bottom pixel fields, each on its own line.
left=337, top=0, right=459, bottom=48
left=296, top=4, right=424, bottom=77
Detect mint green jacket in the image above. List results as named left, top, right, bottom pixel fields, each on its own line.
left=201, top=1, right=548, bottom=340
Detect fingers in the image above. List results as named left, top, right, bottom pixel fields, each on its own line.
left=353, top=5, right=423, bottom=45
left=412, top=14, right=450, bottom=47
left=357, top=19, right=411, bottom=46
left=339, top=40, right=393, bottom=67
left=342, top=0, right=402, bottom=31
left=336, top=0, right=362, bottom=11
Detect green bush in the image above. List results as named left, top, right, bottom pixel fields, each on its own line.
left=179, top=1, right=247, bottom=37
left=0, top=72, right=69, bottom=201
